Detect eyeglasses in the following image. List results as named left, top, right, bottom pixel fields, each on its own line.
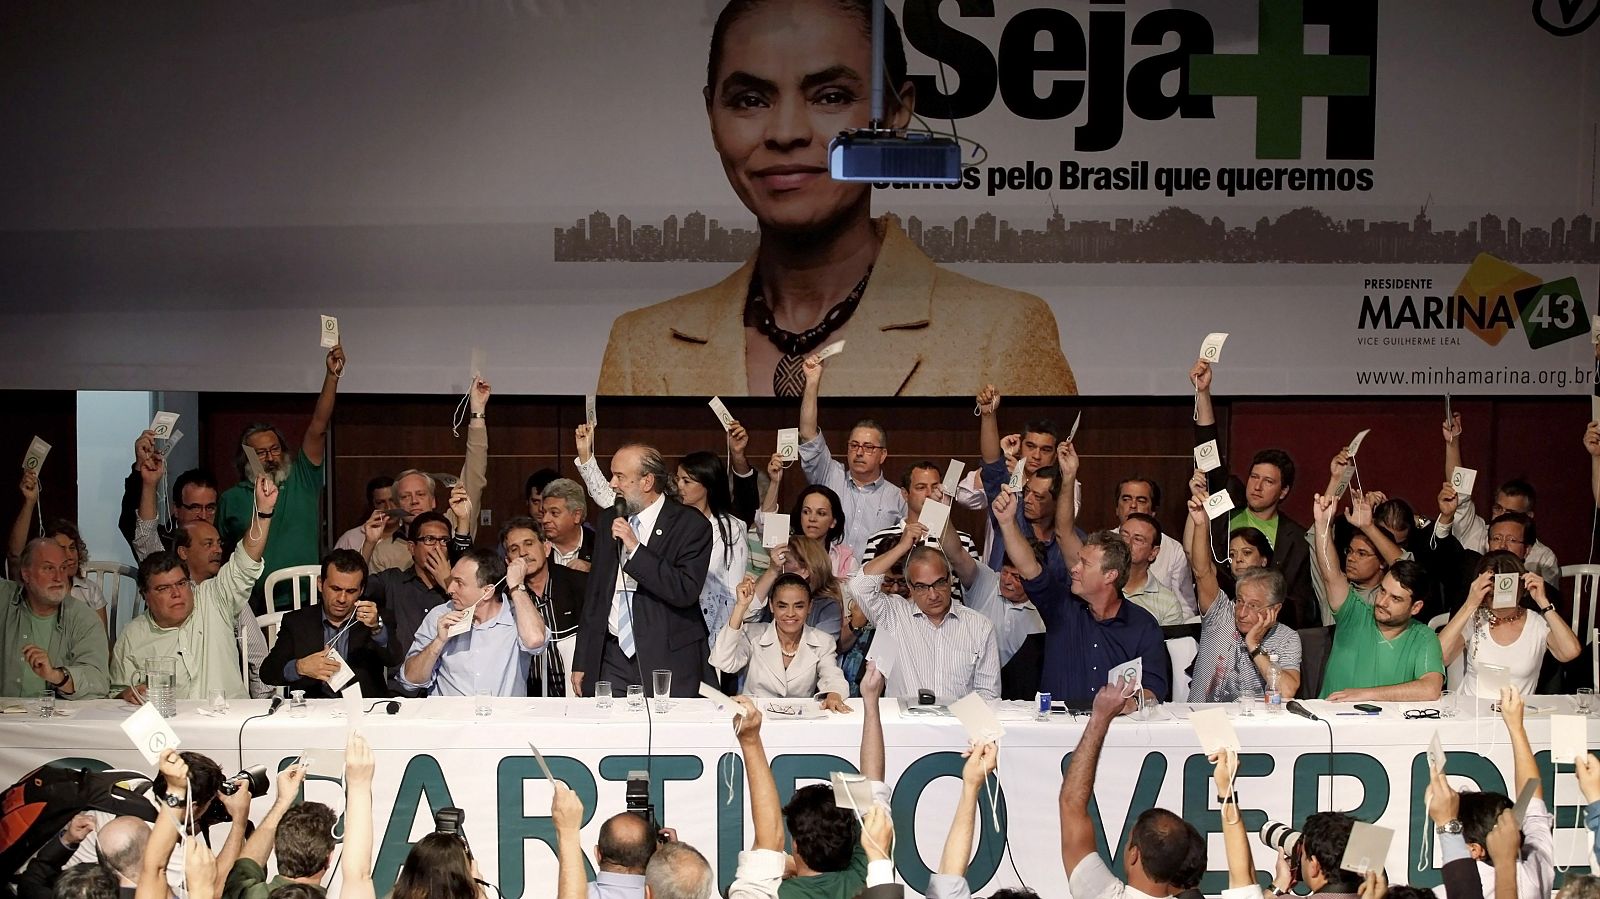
left=1403, top=708, right=1441, bottom=719
left=413, top=535, right=450, bottom=546
left=1487, top=534, right=1527, bottom=548
left=908, top=577, right=952, bottom=595
left=178, top=502, right=218, bottom=514
left=846, top=442, right=884, bottom=453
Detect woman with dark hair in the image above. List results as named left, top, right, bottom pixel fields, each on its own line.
left=763, top=477, right=852, bottom=576
left=596, top=0, right=1075, bottom=397
left=391, top=833, right=484, bottom=899
left=1438, top=551, right=1580, bottom=696
left=674, top=451, right=751, bottom=640
left=712, top=573, right=850, bottom=711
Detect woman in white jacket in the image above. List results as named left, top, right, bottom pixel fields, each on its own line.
left=711, top=573, right=851, bottom=712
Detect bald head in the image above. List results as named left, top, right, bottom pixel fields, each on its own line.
left=98, top=817, right=151, bottom=885
left=597, top=812, right=656, bottom=873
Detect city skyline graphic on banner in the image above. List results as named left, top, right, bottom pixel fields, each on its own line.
left=555, top=206, right=1600, bottom=265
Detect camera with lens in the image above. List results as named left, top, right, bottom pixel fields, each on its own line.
left=217, top=765, right=269, bottom=798
left=1260, top=821, right=1302, bottom=882
left=625, top=770, right=659, bottom=832
left=434, top=806, right=467, bottom=839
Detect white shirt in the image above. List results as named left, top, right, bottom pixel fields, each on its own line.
left=1461, top=611, right=1550, bottom=697
left=847, top=572, right=1001, bottom=702
left=609, top=494, right=665, bottom=642
left=1448, top=496, right=1559, bottom=584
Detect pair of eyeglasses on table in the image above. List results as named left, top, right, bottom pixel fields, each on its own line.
left=1403, top=708, right=1441, bottom=719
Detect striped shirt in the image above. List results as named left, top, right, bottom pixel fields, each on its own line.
left=1189, top=592, right=1301, bottom=703
left=861, top=522, right=980, bottom=601
left=847, top=572, right=1001, bottom=703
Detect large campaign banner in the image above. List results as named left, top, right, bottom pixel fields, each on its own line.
left=0, top=1, right=1595, bottom=396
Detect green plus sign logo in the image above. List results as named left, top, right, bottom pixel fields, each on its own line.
left=1190, top=0, right=1372, bottom=159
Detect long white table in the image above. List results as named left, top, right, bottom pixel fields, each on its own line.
left=2, top=696, right=1593, bottom=898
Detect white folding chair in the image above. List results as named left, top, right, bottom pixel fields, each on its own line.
left=263, top=565, right=321, bottom=612
left=1562, top=565, right=1600, bottom=643
left=242, top=612, right=286, bottom=698
left=1427, top=612, right=1465, bottom=690
left=1165, top=635, right=1198, bottom=703
left=83, top=561, right=139, bottom=641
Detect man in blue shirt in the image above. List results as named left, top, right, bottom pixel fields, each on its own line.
left=401, top=547, right=548, bottom=696
left=995, top=489, right=1169, bottom=706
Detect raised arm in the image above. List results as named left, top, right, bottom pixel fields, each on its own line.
left=1310, top=493, right=1351, bottom=614
left=1501, top=687, right=1540, bottom=800
left=1442, top=412, right=1462, bottom=485
left=1060, top=686, right=1124, bottom=872
left=574, top=424, right=619, bottom=508
left=459, top=377, right=490, bottom=537
left=236, top=475, right=279, bottom=562
left=860, top=663, right=886, bottom=783
left=1212, top=750, right=1254, bottom=890
left=734, top=697, right=783, bottom=850
left=8, top=472, right=38, bottom=566
left=862, top=524, right=925, bottom=577
left=1191, top=360, right=1215, bottom=428
left=1347, top=493, right=1403, bottom=565
left=799, top=355, right=823, bottom=443
left=761, top=454, right=785, bottom=514
left=1526, top=575, right=1582, bottom=662
left=940, top=743, right=997, bottom=877
left=506, top=557, right=550, bottom=652
left=241, top=765, right=308, bottom=867
left=1438, top=572, right=1490, bottom=663
left=1052, top=441, right=1083, bottom=567
left=976, top=385, right=1001, bottom=464
left=303, top=345, right=344, bottom=466
left=553, top=782, right=588, bottom=899
left=992, top=491, right=1041, bottom=580
left=1586, top=421, right=1600, bottom=508
left=343, top=732, right=377, bottom=899
left=1185, top=473, right=1223, bottom=614
left=136, top=750, right=187, bottom=899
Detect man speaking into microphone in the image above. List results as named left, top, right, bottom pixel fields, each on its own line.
left=572, top=443, right=712, bottom=698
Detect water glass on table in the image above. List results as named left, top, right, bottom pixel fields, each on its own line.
left=143, top=656, right=178, bottom=718
left=475, top=689, right=493, bottom=717
left=652, top=670, right=672, bottom=712
left=36, top=689, right=55, bottom=719
left=626, top=684, right=644, bottom=710
left=595, top=680, right=613, bottom=709
left=1576, top=688, right=1594, bottom=716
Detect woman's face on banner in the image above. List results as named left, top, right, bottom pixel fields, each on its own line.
left=706, top=0, right=911, bottom=234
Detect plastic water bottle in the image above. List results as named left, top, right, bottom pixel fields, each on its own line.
left=1264, top=654, right=1283, bottom=714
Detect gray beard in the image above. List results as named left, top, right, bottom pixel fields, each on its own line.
left=622, top=493, right=646, bottom=517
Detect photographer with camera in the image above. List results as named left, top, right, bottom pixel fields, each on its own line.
left=1266, top=811, right=1363, bottom=899
left=392, top=808, right=486, bottom=899
left=218, top=758, right=316, bottom=899
left=136, top=750, right=220, bottom=899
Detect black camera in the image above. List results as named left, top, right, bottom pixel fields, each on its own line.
left=217, top=765, right=269, bottom=798
left=434, top=806, right=466, bottom=838
left=625, top=770, right=658, bottom=830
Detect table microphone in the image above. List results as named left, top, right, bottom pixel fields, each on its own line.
left=267, top=696, right=285, bottom=715
left=1285, top=700, right=1319, bottom=721
left=363, top=700, right=400, bottom=715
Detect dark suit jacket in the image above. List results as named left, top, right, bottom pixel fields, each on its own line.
left=543, top=562, right=587, bottom=636
left=261, top=606, right=391, bottom=698
left=573, top=498, right=713, bottom=697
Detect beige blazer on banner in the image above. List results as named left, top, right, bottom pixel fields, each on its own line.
left=597, top=218, right=1078, bottom=397
left=709, top=621, right=849, bottom=699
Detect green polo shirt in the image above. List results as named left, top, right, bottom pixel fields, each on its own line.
left=1229, top=508, right=1281, bottom=548
left=778, top=846, right=867, bottom=899
left=1320, top=588, right=1444, bottom=698
left=218, top=449, right=324, bottom=610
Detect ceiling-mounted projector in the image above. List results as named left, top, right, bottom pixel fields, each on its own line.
left=828, top=130, right=961, bottom=184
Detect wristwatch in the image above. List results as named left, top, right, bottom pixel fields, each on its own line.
left=48, top=667, right=69, bottom=688
left=1436, top=819, right=1462, bottom=835
left=1247, top=644, right=1265, bottom=660
left=160, top=791, right=188, bottom=809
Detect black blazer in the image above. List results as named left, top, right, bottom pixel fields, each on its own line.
left=543, top=562, right=588, bottom=636
left=261, top=606, right=391, bottom=699
left=573, top=498, right=713, bottom=696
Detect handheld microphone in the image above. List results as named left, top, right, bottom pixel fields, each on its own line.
left=613, top=497, right=629, bottom=557
left=1285, top=700, right=1319, bottom=721
left=267, top=695, right=285, bottom=715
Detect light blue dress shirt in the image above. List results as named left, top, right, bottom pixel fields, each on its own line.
left=401, top=598, right=543, bottom=697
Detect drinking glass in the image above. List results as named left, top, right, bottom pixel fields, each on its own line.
left=36, top=689, right=55, bottom=719
left=1236, top=695, right=1258, bottom=718
left=1577, top=688, right=1594, bottom=716
left=289, top=689, right=308, bottom=718
left=626, top=684, right=645, bottom=710
left=144, top=656, right=177, bottom=718
left=594, top=680, right=614, bottom=709
left=1439, top=690, right=1457, bottom=718
left=652, top=669, right=672, bottom=712
left=475, top=689, right=493, bottom=717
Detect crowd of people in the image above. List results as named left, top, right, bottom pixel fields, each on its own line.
left=2, top=339, right=1592, bottom=711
